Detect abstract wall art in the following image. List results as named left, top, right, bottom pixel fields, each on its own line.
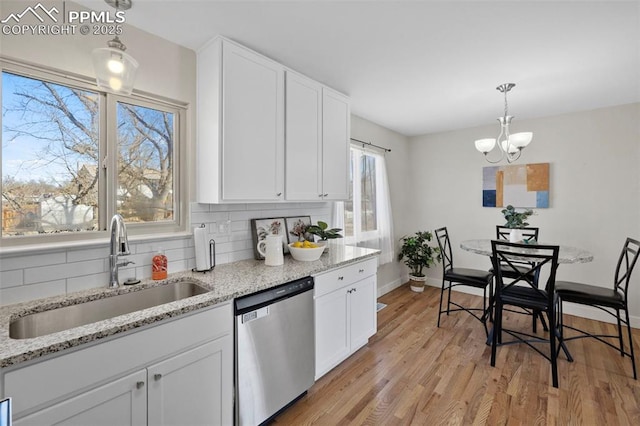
left=482, top=163, right=550, bottom=208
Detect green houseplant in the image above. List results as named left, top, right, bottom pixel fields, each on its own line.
left=307, top=221, right=343, bottom=241
left=397, top=231, right=440, bottom=293
left=501, top=205, right=534, bottom=242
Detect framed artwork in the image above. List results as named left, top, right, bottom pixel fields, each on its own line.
left=251, top=217, right=287, bottom=259
left=285, top=216, right=313, bottom=244
left=482, top=162, right=550, bottom=208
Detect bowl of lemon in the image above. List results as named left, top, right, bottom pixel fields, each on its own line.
left=288, top=240, right=325, bottom=261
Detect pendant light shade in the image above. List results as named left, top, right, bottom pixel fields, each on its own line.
left=474, top=83, right=533, bottom=164
left=92, top=36, right=138, bottom=95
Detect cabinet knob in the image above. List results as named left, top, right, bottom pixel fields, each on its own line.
left=323, top=193, right=329, bottom=197
left=352, top=288, right=357, bottom=293
left=359, top=269, right=365, bottom=273
left=136, top=381, right=145, bottom=389
left=154, top=373, right=163, bottom=381
left=318, top=194, right=324, bottom=198
left=347, top=289, right=352, bottom=294
left=338, top=276, right=344, bottom=280
left=276, top=192, right=282, bottom=197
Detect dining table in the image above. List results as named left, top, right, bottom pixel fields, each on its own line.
left=460, top=239, right=594, bottom=264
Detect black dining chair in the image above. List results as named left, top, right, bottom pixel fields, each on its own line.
left=494, top=226, right=547, bottom=332
left=435, top=227, right=494, bottom=336
left=490, top=240, right=571, bottom=388
left=556, top=237, right=640, bottom=379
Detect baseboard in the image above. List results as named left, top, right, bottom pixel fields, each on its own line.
left=423, top=276, right=640, bottom=328
left=377, top=277, right=404, bottom=297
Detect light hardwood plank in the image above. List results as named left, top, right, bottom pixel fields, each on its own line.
left=273, top=283, right=640, bottom=425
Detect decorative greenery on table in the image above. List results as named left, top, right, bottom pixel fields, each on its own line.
left=397, top=231, right=441, bottom=277
left=501, top=205, right=534, bottom=228
left=307, top=221, right=343, bottom=241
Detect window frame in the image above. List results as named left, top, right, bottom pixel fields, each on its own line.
left=0, top=59, right=187, bottom=247
left=343, top=146, right=382, bottom=246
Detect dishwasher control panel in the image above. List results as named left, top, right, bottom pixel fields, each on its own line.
left=234, top=276, right=314, bottom=315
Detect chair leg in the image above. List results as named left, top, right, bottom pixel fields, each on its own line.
left=616, top=309, right=625, bottom=357
left=481, top=286, right=489, bottom=337
left=624, top=307, right=637, bottom=380
left=491, top=300, right=501, bottom=367
left=549, top=308, right=559, bottom=388
left=437, top=279, right=447, bottom=327
left=446, top=282, right=453, bottom=316
left=557, top=300, right=573, bottom=362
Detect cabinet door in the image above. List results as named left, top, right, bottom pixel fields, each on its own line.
left=349, top=274, right=377, bottom=352
left=314, top=287, right=350, bottom=380
left=285, top=72, right=322, bottom=201
left=222, top=42, right=284, bottom=201
left=321, top=88, right=350, bottom=201
left=147, top=336, right=233, bottom=426
left=15, top=370, right=146, bottom=426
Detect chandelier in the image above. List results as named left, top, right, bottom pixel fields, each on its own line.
left=474, top=83, right=532, bottom=163
left=91, top=0, right=138, bottom=95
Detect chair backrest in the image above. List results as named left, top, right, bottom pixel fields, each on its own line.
left=496, top=225, right=539, bottom=243
left=491, top=240, right=559, bottom=301
left=614, top=237, right=640, bottom=297
left=434, top=227, right=453, bottom=272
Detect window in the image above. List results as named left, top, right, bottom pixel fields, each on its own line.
left=339, top=145, right=394, bottom=264
left=1, top=63, right=184, bottom=244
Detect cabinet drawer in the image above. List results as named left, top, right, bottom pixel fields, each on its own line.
left=313, top=257, right=378, bottom=297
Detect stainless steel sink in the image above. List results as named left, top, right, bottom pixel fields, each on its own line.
left=9, top=280, right=210, bottom=340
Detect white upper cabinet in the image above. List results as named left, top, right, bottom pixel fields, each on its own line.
left=285, top=72, right=350, bottom=201
left=285, top=72, right=323, bottom=200
left=321, top=88, right=350, bottom=201
left=197, top=38, right=285, bottom=203
left=197, top=36, right=349, bottom=203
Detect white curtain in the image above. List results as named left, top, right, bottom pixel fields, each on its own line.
left=333, top=147, right=394, bottom=265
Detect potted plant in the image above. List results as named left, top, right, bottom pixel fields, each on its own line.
left=307, top=221, right=343, bottom=250
left=397, top=231, right=440, bottom=293
left=501, top=205, right=534, bottom=242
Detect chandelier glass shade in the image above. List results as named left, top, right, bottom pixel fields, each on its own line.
left=474, top=83, right=532, bottom=163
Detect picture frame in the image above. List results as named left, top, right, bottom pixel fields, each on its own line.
left=285, top=216, right=313, bottom=245
left=251, top=217, right=288, bottom=259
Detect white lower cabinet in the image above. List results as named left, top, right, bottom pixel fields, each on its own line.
left=313, top=258, right=378, bottom=380
left=148, top=337, right=231, bottom=426
left=15, top=369, right=147, bottom=426
left=4, top=303, right=233, bottom=426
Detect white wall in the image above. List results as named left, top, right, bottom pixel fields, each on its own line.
left=409, top=103, right=640, bottom=323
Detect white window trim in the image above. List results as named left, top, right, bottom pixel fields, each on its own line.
left=343, top=147, right=381, bottom=245
left=0, top=59, right=188, bottom=248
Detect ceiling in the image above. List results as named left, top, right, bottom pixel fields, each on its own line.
left=76, top=0, right=640, bottom=137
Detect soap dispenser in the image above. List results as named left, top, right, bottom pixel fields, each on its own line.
left=152, top=247, right=168, bottom=280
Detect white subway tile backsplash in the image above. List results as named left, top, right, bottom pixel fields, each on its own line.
left=1, top=280, right=67, bottom=305
left=0, top=251, right=67, bottom=272
left=25, top=260, right=105, bottom=285
left=67, top=273, right=110, bottom=293
left=0, top=269, right=23, bottom=289
left=0, top=202, right=335, bottom=305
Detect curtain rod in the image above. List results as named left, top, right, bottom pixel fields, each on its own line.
left=350, top=138, right=391, bottom=153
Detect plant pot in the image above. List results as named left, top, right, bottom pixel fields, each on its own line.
left=409, top=275, right=427, bottom=293
left=509, top=228, right=522, bottom=243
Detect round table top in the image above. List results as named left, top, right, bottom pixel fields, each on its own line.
left=460, top=239, right=594, bottom=264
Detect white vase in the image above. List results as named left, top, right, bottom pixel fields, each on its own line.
left=509, top=228, right=522, bottom=243
left=409, top=275, right=427, bottom=293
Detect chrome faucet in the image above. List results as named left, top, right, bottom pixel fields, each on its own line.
left=109, top=214, right=134, bottom=288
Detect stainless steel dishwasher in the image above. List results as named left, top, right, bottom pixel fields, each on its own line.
left=235, top=276, right=315, bottom=426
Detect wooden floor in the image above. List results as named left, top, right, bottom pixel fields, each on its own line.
left=273, top=283, right=640, bottom=425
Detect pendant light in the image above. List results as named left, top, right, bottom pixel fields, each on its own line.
left=474, top=83, right=533, bottom=163
left=91, top=0, right=138, bottom=95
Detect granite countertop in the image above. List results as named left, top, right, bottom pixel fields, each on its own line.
left=0, top=245, right=379, bottom=369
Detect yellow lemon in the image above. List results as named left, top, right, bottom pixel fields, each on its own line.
left=303, top=240, right=311, bottom=248
left=293, top=241, right=303, bottom=248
